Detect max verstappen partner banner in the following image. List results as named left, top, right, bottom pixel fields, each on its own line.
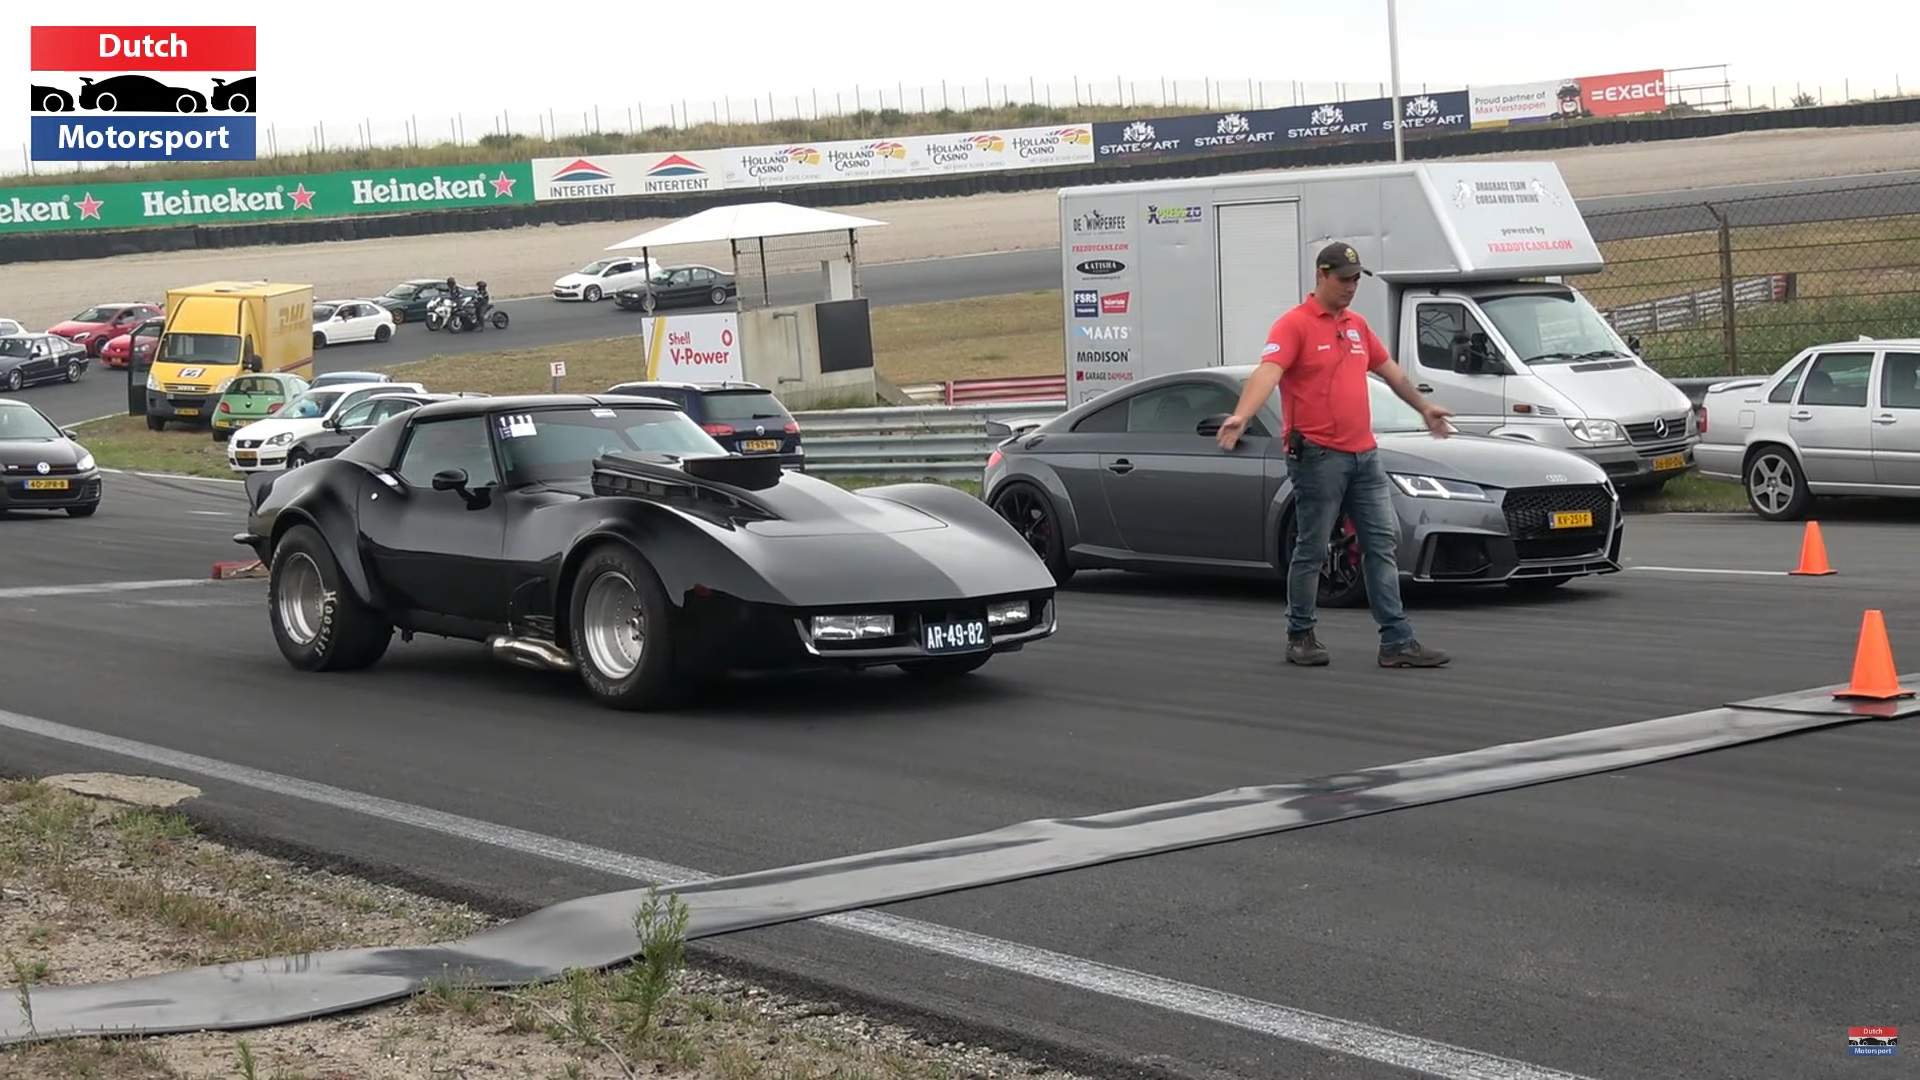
left=29, top=25, right=258, bottom=163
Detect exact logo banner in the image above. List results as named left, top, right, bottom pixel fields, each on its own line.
left=29, top=25, right=257, bottom=163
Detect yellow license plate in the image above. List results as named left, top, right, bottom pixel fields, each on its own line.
left=235, top=452, right=257, bottom=464
left=1551, top=511, right=1593, bottom=529
left=741, top=439, right=780, bottom=452
left=174, top=407, right=200, bottom=416
left=1652, top=454, right=1686, bottom=471
left=24, top=478, right=68, bottom=490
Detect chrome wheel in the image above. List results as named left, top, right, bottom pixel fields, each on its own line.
left=1747, top=451, right=1797, bottom=517
left=581, top=570, right=645, bottom=680
left=275, top=551, right=326, bottom=646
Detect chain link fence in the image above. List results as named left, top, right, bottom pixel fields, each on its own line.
left=1569, top=177, right=1920, bottom=377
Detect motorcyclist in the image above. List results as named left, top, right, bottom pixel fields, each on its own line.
left=471, top=280, right=491, bottom=330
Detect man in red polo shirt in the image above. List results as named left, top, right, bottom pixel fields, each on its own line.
left=1215, top=241, right=1454, bottom=669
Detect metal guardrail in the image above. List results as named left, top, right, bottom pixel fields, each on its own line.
left=796, top=379, right=1747, bottom=479
left=794, top=401, right=1064, bottom=479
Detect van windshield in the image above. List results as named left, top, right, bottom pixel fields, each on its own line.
left=1478, top=291, right=1631, bottom=365
left=159, top=333, right=241, bottom=365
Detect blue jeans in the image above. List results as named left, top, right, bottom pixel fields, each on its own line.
left=1286, top=442, right=1414, bottom=646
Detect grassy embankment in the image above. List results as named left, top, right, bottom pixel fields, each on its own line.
left=0, top=774, right=1084, bottom=1079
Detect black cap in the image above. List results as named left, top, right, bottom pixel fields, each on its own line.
left=1315, top=242, right=1373, bottom=279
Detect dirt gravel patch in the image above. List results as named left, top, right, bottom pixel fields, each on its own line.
left=4, top=124, right=1917, bottom=331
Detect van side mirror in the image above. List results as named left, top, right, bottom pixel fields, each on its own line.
left=1450, top=333, right=1501, bottom=375
left=1626, top=334, right=1643, bottom=356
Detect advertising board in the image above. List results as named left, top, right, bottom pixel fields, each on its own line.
left=721, top=124, right=1094, bottom=187
left=529, top=151, right=727, bottom=200
left=0, top=162, right=533, bottom=232
left=642, top=312, right=744, bottom=382
left=1061, top=204, right=1140, bottom=406
left=1470, top=70, right=1667, bottom=126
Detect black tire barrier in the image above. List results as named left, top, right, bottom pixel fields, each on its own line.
left=0, top=678, right=1909, bottom=1044
left=1, top=97, right=1915, bottom=265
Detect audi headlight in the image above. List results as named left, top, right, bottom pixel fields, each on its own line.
left=1564, top=418, right=1626, bottom=444
left=811, top=614, right=893, bottom=640
left=987, top=600, right=1029, bottom=627
left=1389, top=474, right=1489, bottom=501
left=265, top=431, right=294, bottom=447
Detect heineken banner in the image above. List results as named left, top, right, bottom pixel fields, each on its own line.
left=0, top=162, right=535, bottom=233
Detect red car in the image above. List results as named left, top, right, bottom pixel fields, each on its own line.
left=48, top=301, right=162, bottom=358
left=99, top=315, right=165, bottom=369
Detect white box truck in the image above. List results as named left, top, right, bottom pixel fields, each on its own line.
left=1056, top=160, right=1700, bottom=490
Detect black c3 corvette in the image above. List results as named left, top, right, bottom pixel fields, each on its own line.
left=234, top=393, right=1058, bottom=710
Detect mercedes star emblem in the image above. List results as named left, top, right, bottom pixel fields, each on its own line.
left=1651, top=418, right=1669, bottom=439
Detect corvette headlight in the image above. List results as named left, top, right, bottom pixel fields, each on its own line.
left=265, top=432, right=294, bottom=447
left=811, top=614, right=893, bottom=640
left=987, top=600, right=1029, bottom=627
left=76, top=452, right=94, bottom=471
left=1564, top=418, right=1626, bottom=444
left=1389, top=474, right=1489, bottom=501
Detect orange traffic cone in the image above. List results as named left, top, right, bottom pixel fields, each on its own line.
left=1834, top=609, right=1914, bottom=701
left=1790, top=521, right=1835, bottom=576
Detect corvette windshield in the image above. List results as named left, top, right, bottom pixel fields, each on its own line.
left=494, top=405, right=728, bottom=486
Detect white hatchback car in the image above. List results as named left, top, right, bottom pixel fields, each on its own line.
left=228, top=381, right=425, bottom=472
left=312, top=299, right=397, bottom=347
left=552, top=256, right=660, bottom=302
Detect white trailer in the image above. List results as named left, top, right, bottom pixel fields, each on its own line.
left=1056, top=160, right=1700, bottom=490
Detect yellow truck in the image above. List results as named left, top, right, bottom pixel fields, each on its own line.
left=145, top=281, right=315, bottom=431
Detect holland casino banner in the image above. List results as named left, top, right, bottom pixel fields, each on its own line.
left=716, top=125, right=1095, bottom=188
left=1089, top=90, right=1470, bottom=162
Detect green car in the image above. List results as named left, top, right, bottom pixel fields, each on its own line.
left=211, top=372, right=311, bottom=442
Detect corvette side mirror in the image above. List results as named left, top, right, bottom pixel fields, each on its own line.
left=432, top=467, right=490, bottom=510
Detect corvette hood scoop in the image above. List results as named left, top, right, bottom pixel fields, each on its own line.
left=588, top=451, right=944, bottom=537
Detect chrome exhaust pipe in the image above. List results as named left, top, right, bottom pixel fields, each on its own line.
left=487, top=635, right=576, bottom=673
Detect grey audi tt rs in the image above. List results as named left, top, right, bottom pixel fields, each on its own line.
left=980, top=364, right=1625, bottom=606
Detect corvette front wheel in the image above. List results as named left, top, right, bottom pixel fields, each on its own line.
left=268, top=524, right=393, bottom=671
left=566, top=543, right=684, bottom=711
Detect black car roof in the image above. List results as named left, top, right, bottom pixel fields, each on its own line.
left=406, top=393, right=682, bottom=422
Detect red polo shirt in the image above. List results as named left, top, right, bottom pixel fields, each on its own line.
left=1259, top=296, right=1390, bottom=453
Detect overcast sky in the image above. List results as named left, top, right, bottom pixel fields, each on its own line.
left=6, top=0, right=1912, bottom=172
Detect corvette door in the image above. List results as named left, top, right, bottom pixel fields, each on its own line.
left=356, top=415, right=508, bottom=622
left=1097, top=380, right=1270, bottom=566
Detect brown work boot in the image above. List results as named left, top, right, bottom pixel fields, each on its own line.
left=1286, top=631, right=1330, bottom=666
left=1378, top=639, right=1451, bottom=668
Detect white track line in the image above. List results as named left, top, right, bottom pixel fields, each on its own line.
left=0, top=708, right=1598, bottom=1080
left=1627, top=565, right=1791, bottom=577
left=0, top=578, right=219, bottom=600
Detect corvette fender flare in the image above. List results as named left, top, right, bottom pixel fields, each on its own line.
left=266, top=486, right=383, bottom=609
left=546, top=511, right=777, bottom=647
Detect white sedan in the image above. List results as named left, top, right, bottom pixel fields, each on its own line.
left=552, top=256, right=659, bottom=302
left=228, top=381, right=424, bottom=472
left=1696, top=335, right=1920, bottom=519
left=313, top=299, right=396, bottom=346
left=0, top=318, right=24, bottom=336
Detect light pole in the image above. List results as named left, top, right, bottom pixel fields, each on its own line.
left=1387, top=0, right=1404, bottom=161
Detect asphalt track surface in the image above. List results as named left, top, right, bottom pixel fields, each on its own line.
left=26, top=170, right=1920, bottom=429
left=2, top=473, right=1916, bottom=1078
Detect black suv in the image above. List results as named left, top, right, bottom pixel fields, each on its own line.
left=602, top=380, right=804, bottom=471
